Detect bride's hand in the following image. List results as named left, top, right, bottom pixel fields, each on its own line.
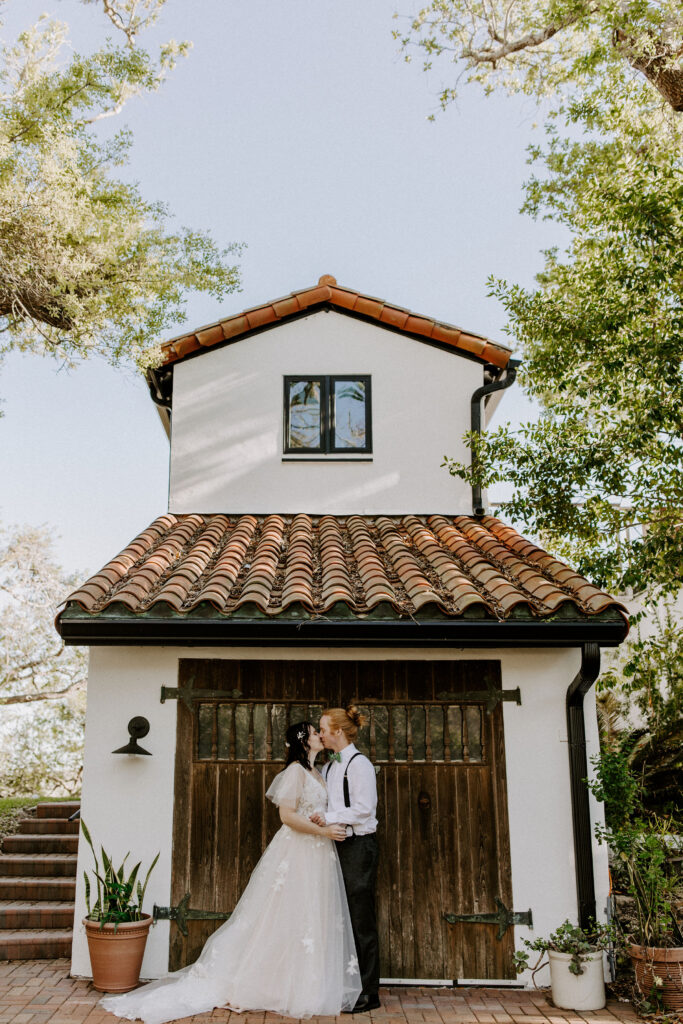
left=323, top=823, right=347, bottom=842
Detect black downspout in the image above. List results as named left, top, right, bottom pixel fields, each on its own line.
left=566, top=642, right=601, bottom=929
left=470, top=359, right=521, bottom=516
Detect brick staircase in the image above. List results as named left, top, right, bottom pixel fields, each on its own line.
left=0, top=801, right=79, bottom=959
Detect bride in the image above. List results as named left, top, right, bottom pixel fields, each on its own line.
left=101, top=722, right=362, bottom=1023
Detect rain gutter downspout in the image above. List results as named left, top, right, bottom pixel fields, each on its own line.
left=470, top=359, right=521, bottom=516
left=566, top=642, right=601, bottom=929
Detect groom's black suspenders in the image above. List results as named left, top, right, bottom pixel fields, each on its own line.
left=324, top=751, right=362, bottom=807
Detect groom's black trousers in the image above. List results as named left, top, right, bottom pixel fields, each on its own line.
left=337, top=834, right=380, bottom=999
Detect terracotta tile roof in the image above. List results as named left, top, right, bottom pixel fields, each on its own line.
left=159, top=276, right=513, bottom=370
left=59, top=514, right=627, bottom=625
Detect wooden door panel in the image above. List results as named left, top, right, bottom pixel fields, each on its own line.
left=170, top=659, right=515, bottom=980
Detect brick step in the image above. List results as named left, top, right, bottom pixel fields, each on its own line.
left=36, top=802, right=80, bottom=820
left=0, top=900, right=75, bottom=929
left=18, top=818, right=79, bottom=835
left=0, top=928, right=72, bottom=960
left=0, top=875, right=76, bottom=900
left=3, top=834, right=79, bottom=855
left=0, top=854, right=77, bottom=878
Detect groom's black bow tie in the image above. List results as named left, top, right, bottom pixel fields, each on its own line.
left=327, top=751, right=342, bottom=763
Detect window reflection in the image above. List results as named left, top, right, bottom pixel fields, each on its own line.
left=287, top=380, right=321, bottom=449
left=333, top=380, right=366, bottom=449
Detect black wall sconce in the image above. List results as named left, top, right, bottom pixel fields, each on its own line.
left=113, top=716, right=152, bottom=756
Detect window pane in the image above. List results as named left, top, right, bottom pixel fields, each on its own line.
left=288, top=380, right=321, bottom=449
left=197, top=704, right=213, bottom=760
left=216, top=704, right=233, bottom=759
left=333, top=379, right=366, bottom=449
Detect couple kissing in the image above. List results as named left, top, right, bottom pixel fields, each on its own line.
left=101, top=705, right=380, bottom=1022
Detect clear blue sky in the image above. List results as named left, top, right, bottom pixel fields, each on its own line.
left=1, top=0, right=553, bottom=576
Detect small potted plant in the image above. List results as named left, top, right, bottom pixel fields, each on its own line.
left=81, top=820, right=160, bottom=993
left=514, top=919, right=612, bottom=1010
left=603, top=819, right=683, bottom=1011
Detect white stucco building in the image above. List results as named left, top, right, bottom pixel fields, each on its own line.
left=55, top=275, right=628, bottom=985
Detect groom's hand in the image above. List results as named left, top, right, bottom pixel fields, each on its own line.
left=310, top=812, right=325, bottom=826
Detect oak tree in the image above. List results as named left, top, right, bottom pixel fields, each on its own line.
left=0, top=0, right=241, bottom=371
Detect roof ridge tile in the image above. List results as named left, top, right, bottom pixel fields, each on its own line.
left=158, top=278, right=513, bottom=369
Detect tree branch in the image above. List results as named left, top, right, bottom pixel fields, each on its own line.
left=0, top=677, right=86, bottom=706
left=462, top=13, right=583, bottom=65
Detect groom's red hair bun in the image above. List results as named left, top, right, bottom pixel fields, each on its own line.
left=346, top=705, right=367, bottom=729
left=321, top=705, right=367, bottom=740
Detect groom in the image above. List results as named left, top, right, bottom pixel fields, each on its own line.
left=314, top=710, right=380, bottom=1014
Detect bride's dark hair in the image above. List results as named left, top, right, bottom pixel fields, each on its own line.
left=284, top=721, right=314, bottom=771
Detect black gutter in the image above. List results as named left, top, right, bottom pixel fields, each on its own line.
left=147, top=365, right=173, bottom=412
left=470, top=359, right=521, bottom=515
left=57, top=615, right=628, bottom=648
left=566, top=642, right=601, bottom=929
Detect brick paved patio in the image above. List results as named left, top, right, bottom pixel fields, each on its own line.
left=0, top=961, right=641, bottom=1024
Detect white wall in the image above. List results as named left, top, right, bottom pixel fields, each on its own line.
left=168, top=311, right=483, bottom=513
left=71, top=645, right=608, bottom=986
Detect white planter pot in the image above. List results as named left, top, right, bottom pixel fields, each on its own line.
left=548, top=949, right=605, bottom=1011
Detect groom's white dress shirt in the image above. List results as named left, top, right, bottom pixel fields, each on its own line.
left=323, top=742, right=378, bottom=835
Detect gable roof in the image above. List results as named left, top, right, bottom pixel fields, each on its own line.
left=56, top=513, right=628, bottom=647
left=158, top=275, right=514, bottom=369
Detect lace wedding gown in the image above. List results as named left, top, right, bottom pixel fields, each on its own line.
left=100, top=763, right=362, bottom=1023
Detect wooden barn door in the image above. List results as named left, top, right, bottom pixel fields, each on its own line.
left=168, top=659, right=515, bottom=981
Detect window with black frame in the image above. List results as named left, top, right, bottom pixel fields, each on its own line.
left=283, top=376, right=372, bottom=454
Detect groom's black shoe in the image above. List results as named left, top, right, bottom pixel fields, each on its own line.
left=344, top=994, right=381, bottom=1014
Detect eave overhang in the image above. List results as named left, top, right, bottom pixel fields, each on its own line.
left=57, top=609, right=628, bottom=648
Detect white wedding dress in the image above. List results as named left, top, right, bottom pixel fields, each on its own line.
left=100, top=763, right=362, bottom=1022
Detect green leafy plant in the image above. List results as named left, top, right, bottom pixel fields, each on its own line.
left=81, top=819, right=159, bottom=929
left=588, top=747, right=641, bottom=831
left=596, top=819, right=683, bottom=949
left=514, top=919, right=614, bottom=978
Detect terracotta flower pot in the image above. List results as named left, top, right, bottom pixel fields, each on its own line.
left=629, top=942, right=683, bottom=1011
left=84, top=914, right=153, bottom=993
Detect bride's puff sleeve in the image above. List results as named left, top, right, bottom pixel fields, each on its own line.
left=266, top=762, right=305, bottom=809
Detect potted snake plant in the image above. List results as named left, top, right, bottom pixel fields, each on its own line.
left=81, top=820, right=159, bottom=993
left=514, top=919, right=612, bottom=1011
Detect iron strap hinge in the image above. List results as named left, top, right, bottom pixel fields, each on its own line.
left=153, top=892, right=232, bottom=937
left=160, top=685, right=242, bottom=712
left=437, top=679, right=521, bottom=714
left=443, top=898, right=532, bottom=940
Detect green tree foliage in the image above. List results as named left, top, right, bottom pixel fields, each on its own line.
left=445, top=127, right=683, bottom=598
left=396, top=0, right=683, bottom=112
left=599, top=604, right=683, bottom=817
left=0, top=0, right=242, bottom=370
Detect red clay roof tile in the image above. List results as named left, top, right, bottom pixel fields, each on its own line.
left=59, top=514, right=628, bottom=625
left=158, top=275, right=513, bottom=370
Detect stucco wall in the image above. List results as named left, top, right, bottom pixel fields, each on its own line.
left=168, top=311, right=484, bottom=514
left=71, top=645, right=608, bottom=986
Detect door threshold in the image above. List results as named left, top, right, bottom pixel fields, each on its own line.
left=380, top=979, right=524, bottom=989
left=455, top=979, right=525, bottom=988
left=381, top=979, right=453, bottom=987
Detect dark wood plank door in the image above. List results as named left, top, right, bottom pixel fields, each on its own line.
left=169, top=659, right=515, bottom=980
